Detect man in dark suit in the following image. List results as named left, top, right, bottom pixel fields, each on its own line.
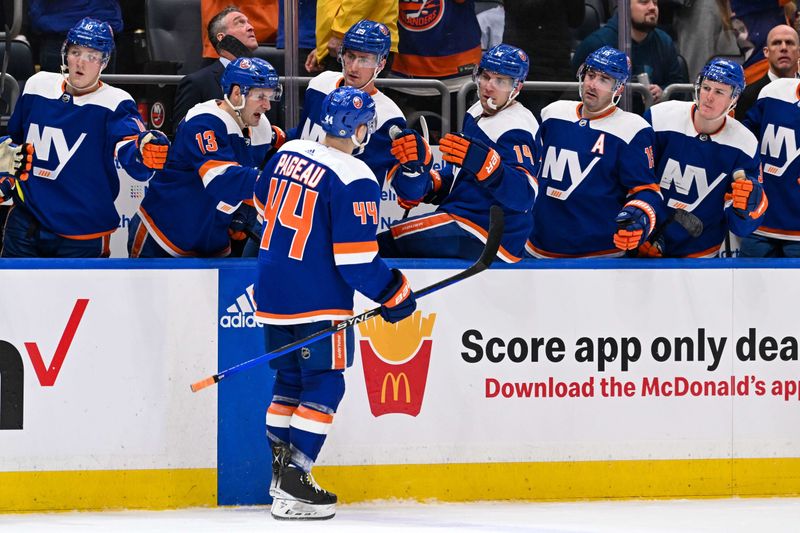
left=736, top=24, right=800, bottom=120
left=173, top=6, right=259, bottom=129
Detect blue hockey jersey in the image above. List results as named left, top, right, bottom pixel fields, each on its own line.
left=137, top=100, right=272, bottom=257
left=646, top=101, right=763, bottom=257
left=8, top=71, right=153, bottom=239
left=390, top=100, right=540, bottom=262
left=253, top=139, right=395, bottom=324
left=528, top=101, right=662, bottom=258
left=287, top=70, right=405, bottom=185
left=743, top=78, right=800, bottom=241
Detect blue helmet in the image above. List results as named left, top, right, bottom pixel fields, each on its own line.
left=582, top=46, right=631, bottom=86
left=63, top=17, right=115, bottom=59
left=697, top=58, right=745, bottom=99
left=221, top=57, right=282, bottom=100
left=320, top=86, right=377, bottom=139
left=479, top=44, right=530, bottom=84
left=341, top=19, right=392, bottom=62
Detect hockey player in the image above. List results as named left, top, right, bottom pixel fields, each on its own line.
left=527, top=46, right=662, bottom=258
left=642, top=58, right=766, bottom=258
left=1, top=17, right=169, bottom=258
left=127, top=57, right=282, bottom=258
left=741, top=63, right=800, bottom=257
left=256, top=86, right=417, bottom=520
left=287, top=19, right=406, bottom=186
left=378, top=43, right=540, bottom=263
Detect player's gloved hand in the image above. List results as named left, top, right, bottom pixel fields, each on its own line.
left=0, top=176, right=15, bottom=200
left=136, top=130, right=170, bottom=170
left=637, top=238, right=664, bottom=258
left=391, top=128, right=432, bottom=175
left=614, top=201, right=654, bottom=251
left=0, top=136, right=33, bottom=181
left=395, top=170, right=444, bottom=210
left=376, top=268, right=417, bottom=324
left=730, top=174, right=767, bottom=220
left=271, top=125, right=286, bottom=150
left=229, top=203, right=257, bottom=241
left=440, top=132, right=503, bottom=186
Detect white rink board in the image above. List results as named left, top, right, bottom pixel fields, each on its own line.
left=321, top=267, right=800, bottom=465
left=0, top=269, right=218, bottom=472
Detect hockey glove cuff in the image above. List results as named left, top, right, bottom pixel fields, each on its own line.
left=376, top=268, right=417, bottom=324
left=137, top=130, right=170, bottom=170
left=440, top=133, right=503, bottom=186
left=0, top=136, right=33, bottom=181
left=271, top=125, right=286, bottom=150
left=229, top=203, right=257, bottom=241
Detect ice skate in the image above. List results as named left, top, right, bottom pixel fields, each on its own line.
left=270, top=464, right=337, bottom=520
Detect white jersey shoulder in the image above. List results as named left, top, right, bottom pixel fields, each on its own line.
left=540, top=100, right=581, bottom=123
left=278, top=139, right=378, bottom=187
left=249, top=114, right=274, bottom=147
left=650, top=100, right=757, bottom=157
left=24, top=71, right=135, bottom=111
left=468, top=100, right=539, bottom=142
left=186, top=100, right=245, bottom=137
left=589, top=107, right=650, bottom=143
left=308, top=70, right=343, bottom=94
left=373, top=90, right=404, bottom=129
left=757, top=77, right=800, bottom=104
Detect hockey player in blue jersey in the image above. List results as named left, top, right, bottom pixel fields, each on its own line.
left=256, top=86, right=417, bottom=520
left=1, top=17, right=170, bottom=258
left=527, top=46, right=662, bottom=258
left=286, top=19, right=406, bottom=186
left=642, top=58, right=766, bottom=258
left=127, top=57, right=282, bottom=258
left=378, top=43, right=540, bottom=263
left=741, top=62, right=800, bottom=257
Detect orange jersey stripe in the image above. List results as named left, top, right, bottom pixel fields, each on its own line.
left=255, top=308, right=353, bottom=320
left=333, top=241, right=379, bottom=254
left=199, top=159, right=239, bottom=180
left=295, top=405, right=334, bottom=424
left=392, top=46, right=481, bottom=78
left=527, top=242, right=621, bottom=259
left=268, top=403, right=297, bottom=416
left=58, top=229, right=115, bottom=240
left=449, top=213, right=521, bottom=263
left=628, top=183, right=661, bottom=195
left=685, top=244, right=721, bottom=258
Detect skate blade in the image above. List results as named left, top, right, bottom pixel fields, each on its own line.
left=271, top=498, right=335, bottom=521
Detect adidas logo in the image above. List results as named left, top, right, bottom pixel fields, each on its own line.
left=219, top=284, right=262, bottom=328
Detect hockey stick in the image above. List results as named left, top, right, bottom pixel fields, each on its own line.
left=390, top=116, right=431, bottom=220
left=190, top=205, right=505, bottom=393
left=625, top=208, right=703, bottom=257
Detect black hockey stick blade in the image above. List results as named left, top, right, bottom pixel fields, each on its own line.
left=672, top=208, right=703, bottom=238
left=190, top=206, right=505, bottom=392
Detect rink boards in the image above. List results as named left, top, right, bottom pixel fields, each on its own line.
left=1, top=259, right=799, bottom=511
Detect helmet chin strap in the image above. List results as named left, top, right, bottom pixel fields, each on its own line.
left=224, top=93, right=248, bottom=129
left=341, top=55, right=385, bottom=91
left=693, top=84, right=738, bottom=123
left=60, top=56, right=105, bottom=93
left=578, top=79, right=622, bottom=116
left=485, top=82, right=521, bottom=113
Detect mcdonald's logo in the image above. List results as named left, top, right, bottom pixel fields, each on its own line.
left=358, top=310, right=436, bottom=417
left=381, top=372, right=411, bottom=404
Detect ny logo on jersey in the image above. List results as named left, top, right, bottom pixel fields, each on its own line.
left=26, top=124, right=86, bottom=180
left=541, top=146, right=600, bottom=200
left=301, top=119, right=326, bottom=143
left=760, top=124, right=800, bottom=177
left=659, top=158, right=726, bottom=211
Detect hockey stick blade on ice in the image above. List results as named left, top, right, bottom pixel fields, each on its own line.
left=190, top=206, right=505, bottom=393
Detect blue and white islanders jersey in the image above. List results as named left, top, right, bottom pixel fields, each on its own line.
left=137, top=100, right=272, bottom=257
left=743, top=78, right=800, bottom=241
left=647, top=101, right=763, bottom=257
left=253, top=139, right=396, bottom=325
left=390, top=99, right=540, bottom=262
left=8, top=71, right=153, bottom=239
left=286, top=70, right=405, bottom=185
left=529, top=101, right=662, bottom=258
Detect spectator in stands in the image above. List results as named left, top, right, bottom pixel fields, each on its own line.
left=275, top=0, right=317, bottom=75
left=573, top=0, right=688, bottom=106
left=1, top=18, right=169, bottom=258
left=673, top=0, right=741, bottom=80
left=736, top=24, right=800, bottom=119
left=201, top=0, right=278, bottom=55
left=29, top=0, right=123, bottom=73
left=173, top=6, right=259, bottom=129
left=730, top=0, right=797, bottom=84
left=128, top=58, right=283, bottom=258
left=475, top=1, right=505, bottom=50
left=309, top=0, right=398, bottom=73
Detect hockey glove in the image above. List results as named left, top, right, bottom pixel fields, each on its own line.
left=614, top=201, right=655, bottom=251
left=376, top=268, right=417, bottom=324
left=136, top=130, right=170, bottom=170
left=637, top=238, right=664, bottom=258
left=440, top=133, right=503, bottom=186
left=396, top=170, right=444, bottom=210
left=229, top=203, right=257, bottom=241
left=0, top=136, right=33, bottom=181
left=271, top=125, right=286, bottom=150
left=730, top=173, right=767, bottom=220
left=391, top=129, right=433, bottom=175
